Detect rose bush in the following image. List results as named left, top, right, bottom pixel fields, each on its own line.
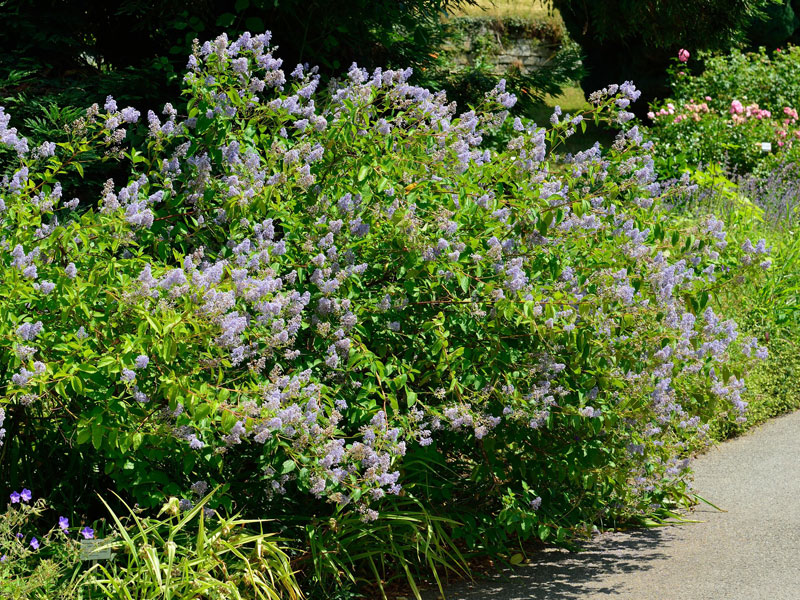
left=647, top=45, right=800, bottom=176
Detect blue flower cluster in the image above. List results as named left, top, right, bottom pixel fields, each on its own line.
left=0, top=30, right=771, bottom=524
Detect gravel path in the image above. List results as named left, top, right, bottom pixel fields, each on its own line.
left=427, top=409, right=800, bottom=600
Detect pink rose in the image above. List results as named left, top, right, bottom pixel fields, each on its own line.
left=730, top=100, right=744, bottom=115
left=678, top=49, right=690, bottom=62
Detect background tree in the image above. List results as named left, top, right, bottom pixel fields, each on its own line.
left=551, top=0, right=782, bottom=112
left=0, top=0, right=476, bottom=122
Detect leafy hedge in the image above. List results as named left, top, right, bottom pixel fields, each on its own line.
left=1, top=31, right=773, bottom=596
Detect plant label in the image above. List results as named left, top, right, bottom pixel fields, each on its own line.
left=80, top=538, right=112, bottom=561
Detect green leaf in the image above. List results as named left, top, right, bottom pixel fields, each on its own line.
left=70, top=375, right=83, bottom=394
left=538, top=525, right=550, bottom=541
left=216, top=12, right=236, bottom=27
left=91, top=424, right=104, bottom=450
left=77, top=427, right=91, bottom=445
left=245, top=17, right=264, bottom=32
left=405, top=388, right=417, bottom=406
left=97, top=355, right=116, bottom=368
left=163, top=337, right=177, bottom=362
left=194, top=404, right=212, bottom=421
left=456, top=272, right=469, bottom=293
left=221, top=409, right=237, bottom=431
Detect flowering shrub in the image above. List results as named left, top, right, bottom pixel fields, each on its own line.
left=647, top=96, right=800, bottom=175
left=0, top=31, right=770, bottom=581
left=670, top=163, right=800, bottom=441
left=666, top=46, right=800, bottom=114
left=647, top=46, right=800, bottom=175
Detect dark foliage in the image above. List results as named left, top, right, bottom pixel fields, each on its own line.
left=551, top=0, right=779, bottom=114
left=0, top=0, right=474, bottom=121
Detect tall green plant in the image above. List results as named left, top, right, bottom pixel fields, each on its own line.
left=304, top=496, right=468, bottom=599
left=87, top=492, right=301, bottom=600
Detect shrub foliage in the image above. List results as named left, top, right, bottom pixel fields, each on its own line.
left=0, top=30, right=772, bottom=593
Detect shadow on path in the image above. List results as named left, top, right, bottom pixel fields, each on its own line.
left=428, top=410, right=800, bottom=600
left=427, top=527, right=673, bottom=600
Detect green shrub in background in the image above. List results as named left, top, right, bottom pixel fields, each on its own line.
left=736, top=336, right=800, bottom=430
left=554, top=0, right=774, bottom=50
left=748, top=0, right=800, bottom=48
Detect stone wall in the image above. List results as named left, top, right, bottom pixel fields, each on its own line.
left=443, top=17, right=564, bottom=75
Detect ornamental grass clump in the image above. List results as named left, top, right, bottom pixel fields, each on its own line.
left=0, top=30, right=769, bottom=591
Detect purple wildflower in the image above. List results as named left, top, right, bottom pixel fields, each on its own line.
left=104, top=96, right=118, bottom=112
left=120, top=107, right=140, bottom=123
